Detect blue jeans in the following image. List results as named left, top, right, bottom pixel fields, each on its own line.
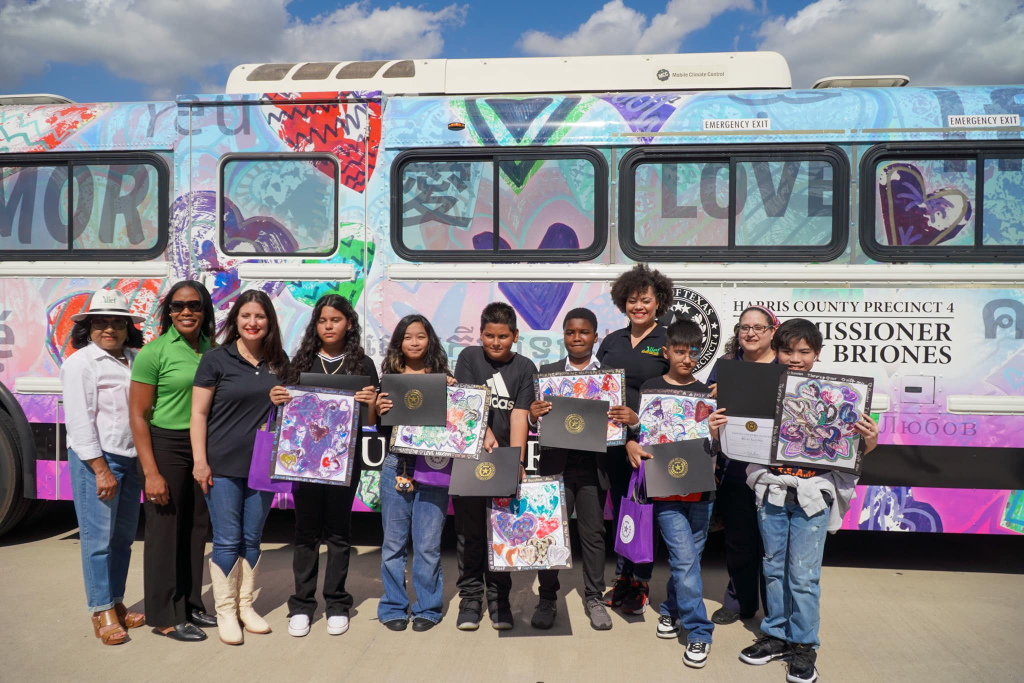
left=654, top=499, right=714, bottom=644
left=378, top=456, right=449, bottom=624
left=69, top=449, right=142, bottom=612
left=204, top=476, right=274, bottom=575
left=757, top=500, right=830, bottom=648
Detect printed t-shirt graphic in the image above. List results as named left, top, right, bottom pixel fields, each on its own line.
left=455, top=346, right=536, bottom=447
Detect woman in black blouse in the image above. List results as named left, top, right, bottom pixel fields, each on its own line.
left=269, top=294, right=379, bottom=638
left=597, top=264, right=674, bottom=616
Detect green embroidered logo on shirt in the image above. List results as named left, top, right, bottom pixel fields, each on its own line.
left=642, top=346, right=661, bottom=356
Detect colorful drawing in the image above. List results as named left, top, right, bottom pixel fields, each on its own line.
left=389, top=383, right=490, bottom=459
left=771, top=371, right=874, bottom=474
left=637, top=390, right=716, bottom=445
left=488, top=476, right=572, bottom=572
left=271, top=387, right=359, bottom=486
left=535, top=370, right=626, bottom=445
left=877, top=161, right=974, bottom=247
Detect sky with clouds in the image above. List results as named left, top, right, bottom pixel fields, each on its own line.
left=1, top=0, right=1022, bottom=101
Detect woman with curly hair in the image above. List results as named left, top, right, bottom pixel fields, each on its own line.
left=597, top=264, right=675, bottom=616
left=373, top=314, right=455, bottom=632
left=269, top=294, right=378, bottom=638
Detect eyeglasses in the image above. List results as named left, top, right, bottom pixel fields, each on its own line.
left=169, top=300, right=203, bottom=313
left=739, top=325, right=773, bottom=335
left=90, top=318, right=129, bottom=331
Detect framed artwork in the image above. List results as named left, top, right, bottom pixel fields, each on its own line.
left=488, top=476, right=572, bottom=572
left=637, top=389, right=716, bottom=445
left=535, top=369, right=626, bottom=446
left=770, top=371, right=875, bottom=475
left=389, top=383, right=491, bottom=460
left=270, top=386, right=359, bottom=486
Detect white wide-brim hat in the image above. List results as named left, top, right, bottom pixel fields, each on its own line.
left=70, top=289, right=147, bottom=324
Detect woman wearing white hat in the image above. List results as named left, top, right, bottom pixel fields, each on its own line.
left=61, top=289, right=147, bottom=645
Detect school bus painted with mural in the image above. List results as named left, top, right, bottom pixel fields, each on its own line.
left=1, top=53, right=1022, bottom=536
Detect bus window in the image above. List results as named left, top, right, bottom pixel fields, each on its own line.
left=392, top=148, right=607, bottom=262
left=983, top=158, right=1024, bottom=246
left=620, top=145, right=848, bottom=262
left=861, top=143, right=1024, bottom=262
left=0, top=154, right=168, bottom=258
left=219, top=154, right=339, bottom=256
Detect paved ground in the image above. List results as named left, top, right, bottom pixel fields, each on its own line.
left=1, top=503, right=1022, bottom=683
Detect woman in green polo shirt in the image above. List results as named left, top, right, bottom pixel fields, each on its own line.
left=129, top=281, right=217, bottom=642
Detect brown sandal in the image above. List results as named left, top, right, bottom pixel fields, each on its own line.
left=114, top=603, right=146, bottom=629
left=92, top=610, right=127, bottom=646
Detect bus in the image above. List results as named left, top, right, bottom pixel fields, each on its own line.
left=1, top=52, right=1021, bottom=536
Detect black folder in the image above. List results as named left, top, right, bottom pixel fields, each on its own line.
left=449, top=447, right=521, bottom=497
left=379, top=373, right=447, bottom=426
left=299, top=373, right=372, bottom=424
left=541, top=396, right=609, bottom=452
left=644, top=440, right=716, bottom=498
left=716, top=361, right=787, bottom=418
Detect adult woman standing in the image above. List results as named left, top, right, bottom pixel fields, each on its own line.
left=598, top=264, right=674, bottom=615
left=61, top=289, right=146, bottom=645
left=191, top=290, right=288, bottom=645
left=269, top=294, right=378, bottom=638
left=706, top=305, right=779, bottom=625
left=130, top=281, right=216, bottom=642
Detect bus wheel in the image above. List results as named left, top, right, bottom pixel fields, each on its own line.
left=0, top=411, right=31, bottom=538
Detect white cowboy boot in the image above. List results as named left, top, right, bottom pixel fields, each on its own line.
left=238, top=557, right=271, bottom=634
left=210, top=559, right=243, bottom=645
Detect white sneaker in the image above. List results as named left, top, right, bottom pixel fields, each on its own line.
left=327, top=615, right=350, bottom=636
left=657, top=614, right=681, bottom=639
left=288, top=614, right=310, bottom=637
left=684, top=642, right=710, bottom=669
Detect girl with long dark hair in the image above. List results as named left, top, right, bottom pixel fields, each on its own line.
left=190, top=290, right=288, bottom=645
left=268, top=294, right=379, bottom=638
left=373, top=314, right=454, bottom=632
left=130, top=280, right=217, bottom=642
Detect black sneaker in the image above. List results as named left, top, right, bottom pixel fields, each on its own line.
left=530, top=599, right=557, bottom=630
left=711, top=607, right=740, bottom=625
left=739, top=635, right=792, bottom=665
left=411, top=617, right=436, bottom=632
left=456, top=601, right=481, bottom=631
left=489, top=600, right=514, bottom=630
left=621, top=580, right=649, bottom=615
left=584, top=598, right=613, bottom=631
left=684, top=642, right=711, bottom=669
left=383, top=618, right=408, bottom=631
left=656, top=614, right=681, bottom=639
left=786, top=644, right=817, bottom=682
left=603, top=575, right=631, bottom=608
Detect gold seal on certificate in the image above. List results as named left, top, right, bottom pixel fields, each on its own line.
left=720, top=417, right=775, bottom=465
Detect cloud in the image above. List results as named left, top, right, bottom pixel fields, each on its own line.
left=0, top=0, right=466, bottom=92
left=757, top=0, right=1024, bottom=87
left=518, top=0, right=754, bottom=56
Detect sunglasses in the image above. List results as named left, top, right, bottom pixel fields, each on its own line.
left=169, top=300, right=203, bottom=313
left=90, top=318, right=129, bottom=331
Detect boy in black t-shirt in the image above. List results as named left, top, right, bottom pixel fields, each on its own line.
left=453, top=302, right=536, bottom=631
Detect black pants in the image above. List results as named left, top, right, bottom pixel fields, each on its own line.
left=288, top=477, right=359, bottom=618
left=718, top=477, right=766, bottom=616
left=607, top=445, right=655, bottom=581
left=538, top=454, right=606, bottom=602
left=142, top=427, right=209, bottom=629
left=453, top=496, right=512, bottom=606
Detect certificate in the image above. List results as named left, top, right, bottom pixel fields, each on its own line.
left=720, top=417, right=774, bottom=465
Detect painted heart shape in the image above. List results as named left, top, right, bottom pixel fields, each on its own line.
left=504, top=547, right=520, bottom=566
left=547, top=545, right=571, bottom=567
left=494, top=511, right=538, bottom=547
left=799, top=382, right=821, bottom=401
left=308, top=421, right=329, bottom=443
left=779, top=421, right=806, bottom=442
left=527, top=536, right=554, bottom=563
left=838, top=403, right=860, bottom=424
left=694, top=400, right=714, bottom=424
left=600, top=94, right=682, bottom=144
left=519, top=544, right=538, bottom=566
left=878, top=162, right=972, bottom=246
left=261, top=94, right=382, bottom=193
left=536, top=517, right=561, bottom=539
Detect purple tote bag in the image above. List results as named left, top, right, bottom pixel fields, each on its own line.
left=413, top=455, right=453, bottom=487
left=614, top=463, right=654, bottom=563
left=248, top=410, right=294, bottom=495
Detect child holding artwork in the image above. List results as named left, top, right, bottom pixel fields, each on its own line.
left=453, top=302, right=537, bottom=631
left=269, top=294, right=379, bottom=638
left=727, top=319, right=879, bottom=683
left=373, top=314, right=455, bottom=632
left=624, top=319, right=721, bottom=669
left=529, top=307, right=620, bottom=632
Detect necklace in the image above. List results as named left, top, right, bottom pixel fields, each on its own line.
left=319, top=352, right=345, bottom=375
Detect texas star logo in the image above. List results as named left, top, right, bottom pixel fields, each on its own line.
left=565, top=414, right=585, bottom=434
left=746, top=421, right=758, bottom=432
left=668, top=457, right=689, bottom=478
left=404, top=389, right=423, bottom=410
left=660, top=286, right=722, bottom=372
left=475, top=462, right=495, bottom=481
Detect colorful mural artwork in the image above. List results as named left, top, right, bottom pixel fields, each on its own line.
left=2, top=86, right=1023, bottom=534
left=488, top=476, right=572, bottom=571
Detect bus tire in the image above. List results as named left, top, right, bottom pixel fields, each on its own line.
left=0, top=411, right=31, bottom=537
